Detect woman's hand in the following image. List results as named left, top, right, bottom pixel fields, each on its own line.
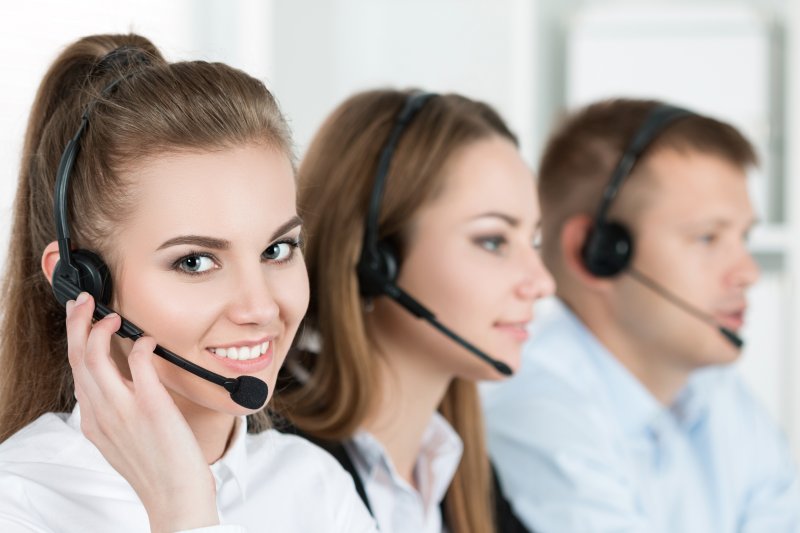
left=65, top=292, right=220, bottom=533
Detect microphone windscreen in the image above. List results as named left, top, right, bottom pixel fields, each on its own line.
left=719, top=327, right=744, bottom=349
left=493, top=359, right=513, bottom=376
left=229, top=376, right=269, bottom=409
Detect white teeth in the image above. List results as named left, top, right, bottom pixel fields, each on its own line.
left=211, top=343, right=269, bottom=361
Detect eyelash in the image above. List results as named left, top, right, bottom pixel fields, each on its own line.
left=697, top=233, right=719, bottom=245
left=170, top=237, right=303, bottom=277
left=263, top=237, right=303, bottom=263
left=474, top=235, right=508, bottom=253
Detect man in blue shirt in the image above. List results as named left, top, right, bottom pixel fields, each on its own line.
left=483, top=99, right=800, bottom=532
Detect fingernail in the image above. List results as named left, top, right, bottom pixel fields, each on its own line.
left=103, top=312, right=119, bottom=321
left=75, top=292, right=89, bottom=306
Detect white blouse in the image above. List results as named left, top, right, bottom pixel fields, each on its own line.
left=343, top=412, right=463, bottom=533
left=0, top=405, right=377, bottom=533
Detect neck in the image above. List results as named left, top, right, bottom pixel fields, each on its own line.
left=361, top=336, right=453, bottom=488
left=563, top=295, right=691, bottom=405
left=171, top=393, right=238, bottom=464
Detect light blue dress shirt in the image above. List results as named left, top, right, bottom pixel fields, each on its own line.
left=482, top=298, right=800, bottom=533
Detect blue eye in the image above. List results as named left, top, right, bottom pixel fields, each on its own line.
left=476, top=235, right=507, bottom=253
left=263, top=239, right=300, bottom=263
left=175, top=254, right=216, bottom=275
left=698, top=233, right=718, bottom=245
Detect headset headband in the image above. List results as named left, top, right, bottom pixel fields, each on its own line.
left=594, top=104, right=694, bottom=226
left=53, top=47, right=151, bottom=285
left=361, top=91, right=437, bottom=259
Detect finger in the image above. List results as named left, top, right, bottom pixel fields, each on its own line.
left=82, top=311, right=130, bottom=399
left=64, top=292, right=93, bottom=370
left=128, top=337, right=170, bottom=401
left=65, top=292, right=105, bottom=403
left=128, top=338, right=189, bottom=429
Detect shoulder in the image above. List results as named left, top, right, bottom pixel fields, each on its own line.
left=0, top=412, right=91, bottom=468
left=244, top=430, right=376, bottom=532
left=485, top=303, right=607, bottom=404
left=0, top=412, right=117, bottom=532
left=482, top=314, right=616, bottom=447
left=701, top=368, right=790, bottom=455
left=246, top=429, right=365, bottom=492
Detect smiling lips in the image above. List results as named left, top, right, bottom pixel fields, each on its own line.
left=494, top=321, right=531, bottom=342
left=209, top=341, right=270, bottom=361
left=715, top=309, right=746, bottom=331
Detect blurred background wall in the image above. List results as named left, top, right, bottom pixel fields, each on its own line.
left=2, top=0, right=798, bottom=456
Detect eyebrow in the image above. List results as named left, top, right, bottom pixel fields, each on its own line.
left=270, top=215, right=303, bottom=240
left=469, top=212, right=520, bottom=227
left=682, top=216, right=759, bottom=231
left=156, top=215, right=303, bottom=251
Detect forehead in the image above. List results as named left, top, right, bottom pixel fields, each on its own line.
left=120, top=144, right=296, bottom=241
left=628, top=148, right=754, bottom=224
left=419, top=136, right=538, bottom=224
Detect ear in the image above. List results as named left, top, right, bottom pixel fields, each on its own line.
left=560, top=214, right=614, bottom=290
left=41, top=241, right=61, bottom=286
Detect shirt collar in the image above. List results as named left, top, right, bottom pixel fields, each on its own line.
left=417, top=411, right=464, bottom=510
left=210, top=416, right=249, bottom=500
left=554, top=299, right=713, bottom=437
left=349, top=411, right=463, bottom=513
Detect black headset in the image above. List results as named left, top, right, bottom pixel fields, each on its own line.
left=581, top=104, right=695, bottom=277
left=356, top=91, right=436, bottom=299
left=578, top=103, right=744, bottom=349
left=355, top=91, right=513, bottom=375
left=49, top=47, right=269, bottom=409
left=51, top=47, right=151, bottom=307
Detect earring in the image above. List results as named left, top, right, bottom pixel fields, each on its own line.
left=362, top=297, right=375, bottom=313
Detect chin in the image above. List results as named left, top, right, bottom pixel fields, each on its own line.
left=711, top=344, right=742, bottom=366
left=458, top=347, right=520, bottom=382
left=690, top=336, right=743, bottom=370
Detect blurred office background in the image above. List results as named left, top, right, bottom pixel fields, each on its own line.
left=2, top=0, right=798, bottom=456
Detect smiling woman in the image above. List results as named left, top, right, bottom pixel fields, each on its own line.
left=0, top=33, right=375, bottom=533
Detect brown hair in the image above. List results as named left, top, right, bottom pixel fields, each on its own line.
left=0, top=33, right=294, bottom=442
left=274, top=89, right=517, bottom=532
left=537, top=98, right=757, bottom=263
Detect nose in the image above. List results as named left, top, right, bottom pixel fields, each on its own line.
left=729, top=246, right=760, bottom=289
left=516, top=247, right=556, bottom=301
left=226, top=263, right=280, bottom=326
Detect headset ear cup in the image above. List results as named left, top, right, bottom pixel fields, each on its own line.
left=376, top=241, right=399, bottom=284
left=356, top=240, right=400, bottom=298
left=581, top=222, right=634, bottom=278
left=70, top=249, right=113, bottom=305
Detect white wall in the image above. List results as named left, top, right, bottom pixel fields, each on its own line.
left=269, top=0, right=538, bottom=161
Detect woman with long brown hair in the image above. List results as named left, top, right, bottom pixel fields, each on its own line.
left=0, top=33, right=375, bottom=532
left=275, top=89, right=555, bottom=532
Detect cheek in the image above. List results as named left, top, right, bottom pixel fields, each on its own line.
left=400, top=246, right=492, bottom=326
left=273, top=264, right=310, bottom=330
left=114, top=270, right=225, bottom=350
left=637, top=238, right=712, bottom=294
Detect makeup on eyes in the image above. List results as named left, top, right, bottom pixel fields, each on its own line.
left=164, top=232, right=303, bottom=277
